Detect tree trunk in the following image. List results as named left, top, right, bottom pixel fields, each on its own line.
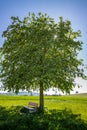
left=39, top=81, right=44, bottom=111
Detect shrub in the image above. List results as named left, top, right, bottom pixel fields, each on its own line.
left=0, top=106, right=87, bottom=130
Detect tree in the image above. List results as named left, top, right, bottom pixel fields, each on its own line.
left=0, top=13, right=86, bottom=111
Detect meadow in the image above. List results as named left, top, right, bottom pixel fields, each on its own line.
left=0, top=93, right=87, bottom=122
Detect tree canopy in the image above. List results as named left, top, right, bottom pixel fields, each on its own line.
left=0, top=13, right=86, bottom=110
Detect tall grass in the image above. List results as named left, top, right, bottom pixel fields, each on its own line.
left=0, top=94, right=87, bottom=122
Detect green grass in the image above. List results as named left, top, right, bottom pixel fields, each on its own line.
left=45, top=94, right=87, bottom=122
left=0, top=93, right=87, bottom=122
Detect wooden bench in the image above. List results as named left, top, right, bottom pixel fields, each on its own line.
left=23, top=102, right=38, bottom=113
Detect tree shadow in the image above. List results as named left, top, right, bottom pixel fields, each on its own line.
left=0, top=105, right=87, bottom=130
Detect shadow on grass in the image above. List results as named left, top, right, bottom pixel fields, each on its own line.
left=0, top=105, right=87, bottom=130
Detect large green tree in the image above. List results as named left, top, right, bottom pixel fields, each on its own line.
left=0, top=13, right=85, bottom=110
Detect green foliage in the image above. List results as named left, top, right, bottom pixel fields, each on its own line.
left=0, top=106, right=87, bottom=130
left=0, top=12, right=86, bottom=110
left=1, top=12, right=85, bottom=93
left=0, top=95, right=87, bottom=121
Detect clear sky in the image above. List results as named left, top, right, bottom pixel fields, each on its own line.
left=0, top=0, right=87, bottom=93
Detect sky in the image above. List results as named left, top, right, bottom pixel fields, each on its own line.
left=0, top=0, right=87, bottom=94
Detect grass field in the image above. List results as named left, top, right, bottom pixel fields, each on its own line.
left=0, top=93, right=87, bottom=122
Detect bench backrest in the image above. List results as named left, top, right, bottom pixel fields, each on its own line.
left=28, top=102, right=38, bottom=107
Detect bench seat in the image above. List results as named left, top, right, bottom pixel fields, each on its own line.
left=23, top=102, right=38, bottom=113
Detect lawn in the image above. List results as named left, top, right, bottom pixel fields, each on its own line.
left=0, top=93, right=87, bottom=122
left=45, top=94, right=87, bottom=122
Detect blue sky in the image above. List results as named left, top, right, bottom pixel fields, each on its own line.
left=0, top=0, right=87, bottom=93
